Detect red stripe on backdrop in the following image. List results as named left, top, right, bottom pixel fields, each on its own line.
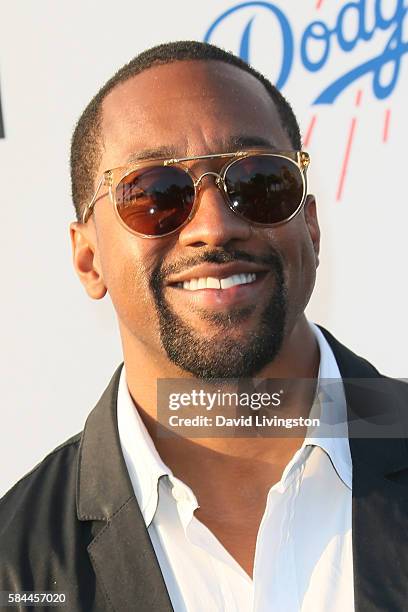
left=336, top=118, right=357, bottom=201
left=383, top=109, right=391, bottom=142
left=304, top=115, right=317, bottom=147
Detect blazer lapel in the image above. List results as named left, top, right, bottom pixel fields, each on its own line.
left=319, top=326, right=408, bottom=612
left=76, top=364, right=173, bottom=612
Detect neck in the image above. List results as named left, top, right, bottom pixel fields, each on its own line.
left=120, top=314, right=319, bottom=462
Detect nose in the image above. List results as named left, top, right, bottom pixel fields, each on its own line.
left=178, top=174, right=252, bottom=247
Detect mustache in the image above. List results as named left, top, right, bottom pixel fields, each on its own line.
left=150, top=247, right=284, bottom=292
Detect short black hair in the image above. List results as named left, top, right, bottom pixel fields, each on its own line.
left=70, top=40, right=302, bottom=222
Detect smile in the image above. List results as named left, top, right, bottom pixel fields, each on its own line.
left=175, top=273, right=257, bottom=291
left=167, top=271, right=270, bottom=310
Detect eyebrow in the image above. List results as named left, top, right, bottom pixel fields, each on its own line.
left=126, top=146, right=178, bottom=163
left=222, top=135, right=278, bottom=150
left=125, top=135, right=278, bottom=164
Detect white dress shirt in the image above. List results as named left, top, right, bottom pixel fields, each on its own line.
left=117, top=322, right=354, bottom=611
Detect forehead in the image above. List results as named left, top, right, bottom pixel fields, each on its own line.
left=100, top=60, right=291, bottom=169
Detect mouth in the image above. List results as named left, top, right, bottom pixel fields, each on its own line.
left=173, top=271, right=261, bottom=290
left=166, top=270, right=270, bottom=309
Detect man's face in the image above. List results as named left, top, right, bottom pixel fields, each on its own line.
left=73, top=60, right=320, bottom=378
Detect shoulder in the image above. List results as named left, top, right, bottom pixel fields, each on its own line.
left=0, top=432, right=81, bottom=517
left=318, top=324, right=408, bottom=435
left=0, top=432, right=90, bottom=589
left=317, top=324, right=408, bottom=431
left=317, top=324, right=405, bottom=383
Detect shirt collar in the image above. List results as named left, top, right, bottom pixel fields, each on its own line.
left=306, top=322, right=352, bottom=490
left=117, top=368, right=171, bottom=525
left=117, top=368, right=198, bottom=526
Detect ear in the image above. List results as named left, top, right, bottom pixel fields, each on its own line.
left=69, top=221, right=107, bottom=299
left=303, top=195, right=320, bottom=268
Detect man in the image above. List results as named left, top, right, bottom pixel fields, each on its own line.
left=1, top=40, right=407, bottom=612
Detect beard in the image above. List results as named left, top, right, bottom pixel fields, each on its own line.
left=150, top=248, right=287, bottom=379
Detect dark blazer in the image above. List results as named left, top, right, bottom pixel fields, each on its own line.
left=1, top=327, right=408, bottom=612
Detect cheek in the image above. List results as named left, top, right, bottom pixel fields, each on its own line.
left=289, top=229, right=317, bottom=313
left=266, top=221, right=317, bottom=312
left=96, top=224, right=162, bottom=330
left=299, top=237, right=317, bottom=295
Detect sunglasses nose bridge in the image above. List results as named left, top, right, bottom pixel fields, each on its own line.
left=193, top=171, right=224, bottom=191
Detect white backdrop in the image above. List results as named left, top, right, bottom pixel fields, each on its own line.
left=1, top=0, right=407, bottom=496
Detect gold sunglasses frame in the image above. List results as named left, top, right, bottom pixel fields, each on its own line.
left=82, top=149, right=310, bottom=238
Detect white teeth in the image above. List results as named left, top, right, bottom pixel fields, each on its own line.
left=182, top=273, right=257, bottom=291
left=207, top=277, right=221, bottom=289
left=220, top=276, right=235, bottom=289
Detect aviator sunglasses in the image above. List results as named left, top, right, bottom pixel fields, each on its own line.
left=82, top=149, right=310, bottom=238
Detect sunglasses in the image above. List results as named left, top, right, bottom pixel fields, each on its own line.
left=82, top=149, right=310, bottom=238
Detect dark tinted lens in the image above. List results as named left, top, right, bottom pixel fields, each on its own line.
left=224, top=155, right=304, bottom=224
left=116, top=166, right=195, bottom=235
